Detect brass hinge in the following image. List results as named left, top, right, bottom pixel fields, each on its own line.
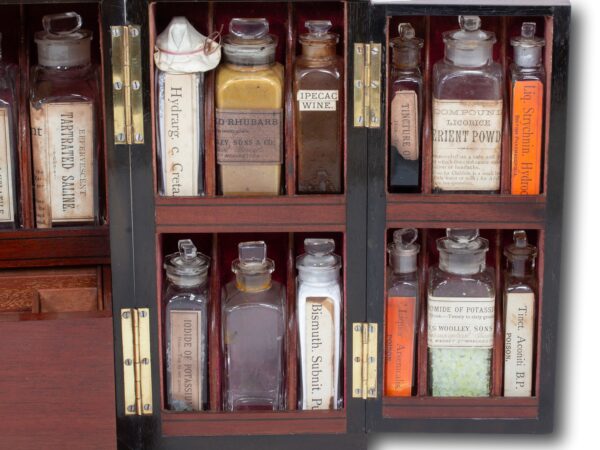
left=121, top=308, right=153, bottom=416
left=111, top=25, right=144, bottom=145
left=353, top=43, right=382, bottom=128
left=352, top=322, right=378, bottom=399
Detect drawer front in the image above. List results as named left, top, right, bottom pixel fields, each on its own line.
left=0, top=316, right=116, bottom=450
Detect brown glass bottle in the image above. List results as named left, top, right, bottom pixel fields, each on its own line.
left=294, top=20, right=343, bottom=194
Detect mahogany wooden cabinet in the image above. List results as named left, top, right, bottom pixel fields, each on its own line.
left=0, top=1, right=570, bottom=449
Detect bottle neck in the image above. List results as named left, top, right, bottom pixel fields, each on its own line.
left=301, top=42, right=337, bottom=61
left=298, top=268, right=340, bottom=286
left=439, top=252, right=486, bottom=275
left=444, top=45, right=493, bottom=68
left=235, top=272, right=273, bottom=292
left=167, top=274, right=208, bottom=289
left=506, top=258, right=535, bottom=278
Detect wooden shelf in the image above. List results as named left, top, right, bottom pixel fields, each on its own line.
left=382, top=396, right=539, bottom=420
left=386, top=195, right=546, bottom=229
left=0, top=227, right=110, bottom=269
left=155, top=195, right=347, bottom=233
left=161, top=409, right=347, bottom=437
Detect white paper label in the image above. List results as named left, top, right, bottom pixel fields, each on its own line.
left=390, top=90, right=419, bottom=160
left=305, top=296, right=336, bottom=410
left=428, top=296, right=495, bottom=348
left=297, top=90, right=339, bottom=111
left=31, top=102, right=95, bottom=227
left=0, top=107, right=15, bottom=222
left=504, top=292, right=535, bottom=396
left=432, top=98, right=502, bottom=191
left=169, top=310, right=203, bottom=410
left=163, top=73, right=200, bottom=196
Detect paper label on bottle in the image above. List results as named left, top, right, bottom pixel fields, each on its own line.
left=427, top=296, right=495, bottom=348
left=504, top=292, right=535, bottom=396
left=432, top=98, right=502, bottom=191
left=30, top=102, right=95, bottom=227
left=385, top=296, right=416, bottom=396
left=391, top=91, right=419, bottom=161
left=304, top=296, right=336, bottom=410
left=169, top=310, right=203, bottom=410
left=216, top=109, right=283, bottom=164
left=0, top=107, right=15, bottom=222
left=297, top=90, right=339, bottom=111
left=511, top=80, right=543, bottom=195
left=163, top=73, right=200, bottom=196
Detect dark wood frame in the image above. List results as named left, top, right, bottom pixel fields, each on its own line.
left=0, top=0, right=569, bottom=448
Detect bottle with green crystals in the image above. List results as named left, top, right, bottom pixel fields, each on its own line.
left=427, top=229, right=495, bottom=397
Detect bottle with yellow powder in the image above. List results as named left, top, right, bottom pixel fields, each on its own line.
left=215, top=18, right=284, bottom=196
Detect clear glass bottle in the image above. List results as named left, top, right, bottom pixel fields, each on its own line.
left=222, top=241, right=286, bottom=411
left=30, top=12, right=100, bottom=228
left=164, top=239, right=211, bottom=411
left=503, top=230, right=537, bottom=397
left=294, top=20, right=343, bottom=194
left=155, top=17, right=221, bottom=197
left=389, top=24, right=423, bottom=192
left=216, top=18, right=284, bottom=196
left=0, top=33, right=18, bottom=228
left=296, top=238, right=342, bottom=410
left=510, top=23, right=545, bottom=195
left=432, top=16, right=503, bottom=194
left=428, top=229, right=495, bottom=397
left=385, top=228, right=420, bottom=397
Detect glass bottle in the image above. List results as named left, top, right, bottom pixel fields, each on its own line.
left=389, top=24, right=423, bottom=192
left=0, top=33, right=18, bottom=228
left=296, top=238, right=342, bottom=410
left=428, top=229, right=495, bottom=397
left=510, top=23, right=545, bottom=195
left=432, top=16, right=503, bottom=194
left=222, top=241, right=286, bottom=411
left=30, top=12, right=100, bottom=228
left=294, top=20, right=343, bottom=194
left=216, top=18, right=284, bottom=196
left=385, top=228, right=419, bottom=397
left=503, top=230, right=537, bottom=397
left=155, top=17, right=221, bottom=197
left=164, top=239, right=211, bottom=411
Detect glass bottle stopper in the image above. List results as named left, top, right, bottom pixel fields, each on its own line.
left=513, top=230, right=528, bottom=248
left=305, top=238, right=335, bottom=256
left=179, top=239, right=197, bottom=260
left=398, top=23, right=416, bottom=40
left=394, top=228, right=418, bottom=248
left=459, top=15, right=482, bottom=32
left=511, top=22, right=545, bottom=68
left=306, top=20, right=332, bottom=37
left=230, top=18, right=269, bottom=40
left=43, top=11, right=83, bottom=35
left=239, top=241, right=267, bottom=263
left=446, top=228, right=479, bottom=243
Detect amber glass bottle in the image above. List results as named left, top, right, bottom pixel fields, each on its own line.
left=215, top=18, right=284, bottom=196
left=294, top=20, right=343, bottom=194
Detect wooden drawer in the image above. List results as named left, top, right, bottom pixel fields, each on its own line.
left=0, top=314, right=116, bottom=450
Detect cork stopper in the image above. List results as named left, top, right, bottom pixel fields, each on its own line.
left=35, top=12, right=92, bottom=68
left=511, top=22, right=545, bottom=68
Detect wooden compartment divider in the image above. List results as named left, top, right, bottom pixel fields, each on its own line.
left=209, top=233, right=222, bottom=411
left=492, top=229, right=504, bottom=396
left=286, top=231, right=298, bottom=410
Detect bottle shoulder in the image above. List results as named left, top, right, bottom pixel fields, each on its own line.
left=428, top=266, right=495, bottom=298
left=222, top=280, right=285, bottom=312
